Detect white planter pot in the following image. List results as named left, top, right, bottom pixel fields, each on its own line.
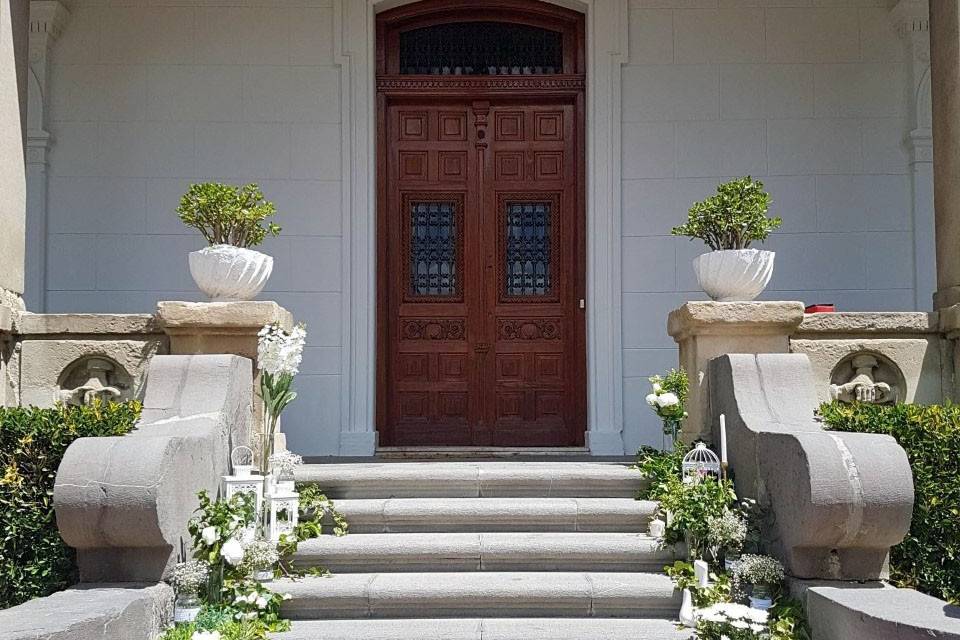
left=692, top=249, right=775, bottom=302
left=189, top=244, right=273, bottom=301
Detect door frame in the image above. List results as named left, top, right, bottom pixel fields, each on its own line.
left=333, top=0, right=630, bottom=455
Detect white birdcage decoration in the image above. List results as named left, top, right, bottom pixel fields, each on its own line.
left=267, top=489, right=300, bottom=543
left=682, top=442, right=722, bottom=483
left=231, top=446, right=255, bottom=477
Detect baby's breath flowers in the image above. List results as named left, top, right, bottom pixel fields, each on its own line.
left=241, top=539, right=280, bottom=574
left=171, top=560, right=210, bottom=595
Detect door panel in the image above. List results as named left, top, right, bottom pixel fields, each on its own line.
left=381, top=99, right=583, bottom=447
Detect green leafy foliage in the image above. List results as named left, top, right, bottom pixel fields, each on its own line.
left=633, top=445, right=687, bottom=501
left=657, top=475, right=737, bottom=559
left=277, top=483, right=349, bottom=575
left=672, top=176, right=781, bottom=250
left=819, top=400, right=960, bottom=603
left=664, top=560, right=731, bottom=608
left=177, top=182, right=281, bottom=248
left=768, top=598, right=812, bottom=640
left=160, top=619, right=279, bottom=640
left=0, top=401, right=141, bottom=609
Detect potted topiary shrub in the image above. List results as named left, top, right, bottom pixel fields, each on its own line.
left=672, top=176, right=781, bottom=302
left=177, top=182, right=281, bottom=301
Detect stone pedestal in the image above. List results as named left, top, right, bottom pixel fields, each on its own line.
left=156, top=301, right=294, bottom=453
left=667, top=301, right=805, bottom=442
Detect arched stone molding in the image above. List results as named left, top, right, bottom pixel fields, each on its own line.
left=333, top=0, right=629, bottom=455
left=24, top=0, right=68, bottom=312
left=890, top=0, right=934, bottom=311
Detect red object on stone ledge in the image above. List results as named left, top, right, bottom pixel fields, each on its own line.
left=805, top=304, right=835, bottom=313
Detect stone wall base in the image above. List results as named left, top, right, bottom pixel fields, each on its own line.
left=0, top=583, right=172, bottom=640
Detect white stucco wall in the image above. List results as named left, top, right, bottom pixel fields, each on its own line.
left=619, top=0, right=923, bottom=452
left=34, top=0, right=926, bottom=455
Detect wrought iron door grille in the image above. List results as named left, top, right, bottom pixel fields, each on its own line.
left=399, top=22, right=563, bottom=75
left=409, top=201, right=459, bottom=297
left=505, top=202, right=552, bottom=297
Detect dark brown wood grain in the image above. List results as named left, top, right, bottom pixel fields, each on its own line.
left=376, top=1, right=586, bottom=447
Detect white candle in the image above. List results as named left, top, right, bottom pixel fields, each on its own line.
left=649, top=517, right=665, bottom=539
left=720, top=413, right=728, bottom=466
left=694, top=559, right=709, bottom=588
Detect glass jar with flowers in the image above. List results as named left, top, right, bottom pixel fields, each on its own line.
left=705, top=510, right=748, bottom=571
left=268, top=450, right=303, bottom=493
left=256, top=323, right=307, bottom=474
left=171, top=559, right=210, bottom=623
left=733, top=554, right=785, bottom=611
left=645, top=368, right=690, bottom=450
left=241, top=538, right=281, bottom=582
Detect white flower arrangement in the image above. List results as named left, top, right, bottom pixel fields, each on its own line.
left=220, top=537, right=245, bottom=566
left=171, top=560, right=210, bottom=595
left=256, top=323, right=307, bottom=473
left=269, top=450, right=303, bottom=479
left=705, top=510, right=748, bottom=559
left=241, top=538, right=281, bottom=573
left=734, top=554, right=785, bottom=587
left=257, top=323, right=306, bottom=377
left=696, top=602, right=769, bottom=638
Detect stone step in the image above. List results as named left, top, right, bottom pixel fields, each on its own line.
left=272, top=572, right=681, bottom=620
left=272, top=617, right=692, bottom=639
left=292, top=532, right=677, bottom=573
left=334, top=498, right=657, bottom=533
left=296, top=461, right=643, bottom=499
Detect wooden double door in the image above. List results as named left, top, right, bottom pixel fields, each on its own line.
left=378, top=96, right=586, bottom=447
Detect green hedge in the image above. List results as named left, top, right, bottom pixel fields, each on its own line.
left=819, top=401, right=960, bottom=604
left=0, top=401, right=141, bottom=609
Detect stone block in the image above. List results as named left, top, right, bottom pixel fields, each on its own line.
left=0, top=582, right=172, bottom=640
left=708, top=353, right=914, bottom=581
left=792, top=311, right=948, bottom=405
left=668, top=301, right=805, bottom=441
left=18, top=338, right=164, bottom=408
left=801, top=582, right=960, bottom=640
left=54, top=354, right=252, bottom=582
left=157, top=300, right=293, bottom=450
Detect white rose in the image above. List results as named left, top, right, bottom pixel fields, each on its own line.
left=256, top=596, right=268, bottom=609
left=645, top=393, right=658, bottom=407
left=656, top=392, right=679, bottom=408
left=201, top=526, right=218, bottom=547
left=220, top=538, right=245, bottom=566
left=247, top=592, right=259, bottom=604
left=652, top=382, right=662, bottom=393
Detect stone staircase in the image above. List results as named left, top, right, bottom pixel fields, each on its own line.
left=271, top=461, right=689, bottom=640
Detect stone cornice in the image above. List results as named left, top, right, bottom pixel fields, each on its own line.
left=28, top=1, right=69, bottom=59
left=889, top=0, right=929, bottom=38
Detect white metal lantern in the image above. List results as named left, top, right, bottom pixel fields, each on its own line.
left=267, top=489, right=300, bottom=543
left=231, top=446, right=254, bottom=477
left=682, top=442, right=722, bottom=483
left=223, top=473, right=264, bottom=542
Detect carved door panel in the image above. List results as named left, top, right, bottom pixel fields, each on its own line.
left=380, top=99, right=584, bottom=447
left=483, top=103, right=583, bottom=446
left=383, top=105, right=479, bottom=446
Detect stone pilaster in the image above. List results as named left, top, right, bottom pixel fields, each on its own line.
left=24, top=1, right=68, bottom=311
left=929, top=1, right=960, bottom=309
left=667, top=301, right=805, bottom=442
left=0, top=0, right=29, bottom=306
left=891, top=0, right=935, bottom=310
